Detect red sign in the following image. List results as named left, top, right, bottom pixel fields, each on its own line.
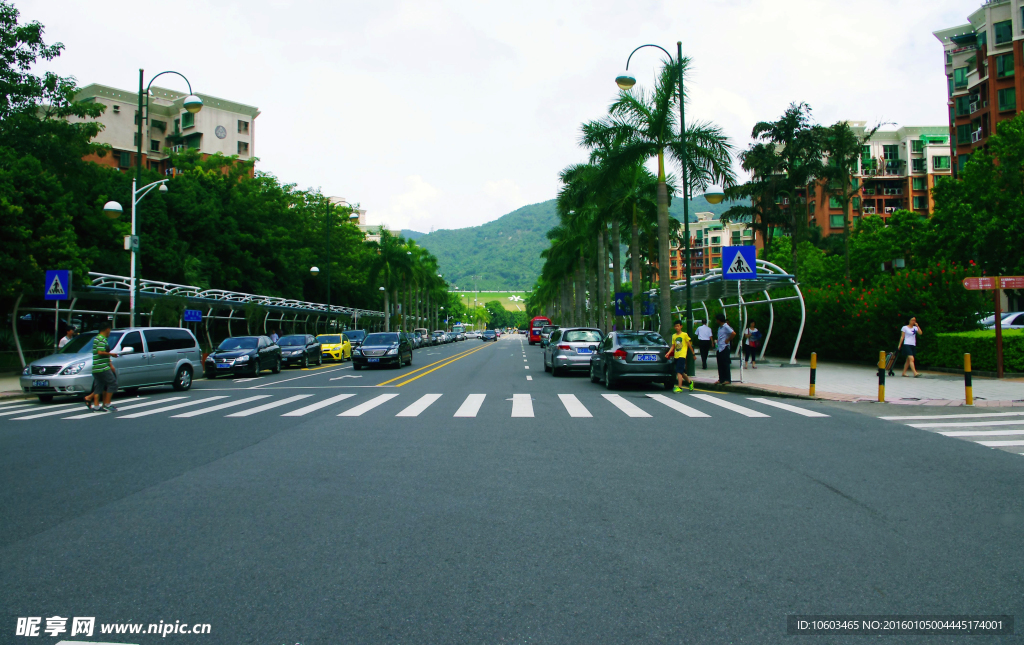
left=1001, top=276, right=1024, bottom=289
left=963, top=277, right=996, bottom=290
left=963, top=276, right=1024, bottom=290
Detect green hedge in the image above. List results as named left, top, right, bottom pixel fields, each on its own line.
left=916, top=330, right=1024, bottom=373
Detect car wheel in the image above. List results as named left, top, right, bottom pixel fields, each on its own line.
left=544, top=354, right=551, bottom=372
left=172, top=365, right=193, bottom=391
left=604, top=365, right=617, bottom=390
left=252, top=359, right=261, bottom=376
left=551, top=361, right=561, bottom=377
left=590, top=362, right=601, bottom=383
left=124, top=387, right=140, bottom=396
left=271, top=358, right=281, bottom=374
left=317, top=353, right=323, bottom=365
left=302, top=354, right=309, bottom=369
left=407, top=352, right=413, bottom=366
left=37, top=394, right=54, bottom=403
left=205, top=371, right=216, bottom=380
left=352, top=362, right=361, bottom=371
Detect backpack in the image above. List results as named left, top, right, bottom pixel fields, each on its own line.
left=748, top=330, right=761, bottom=349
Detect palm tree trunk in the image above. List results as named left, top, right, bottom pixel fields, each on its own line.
left=595, top=228, right=605, bottom=332
left=383, top=289, right=390, bottom=332
left=575, top=256, right=584, bottom=326
left=586, top=255, right=597, bottom=328
left=611, top=215, right=621, bottom=330
left=631, top=204, right=642, bottom=331
left=561, top=277, right=570, bottom=326
left=656, top=160, right=672, bottom=339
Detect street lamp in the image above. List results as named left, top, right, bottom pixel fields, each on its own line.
left=310, top=266, right=319, bottom=276
left=617, top=42, right=723, bottom=376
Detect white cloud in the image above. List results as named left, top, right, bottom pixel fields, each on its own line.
left=372, top=175, right=442, bottom=231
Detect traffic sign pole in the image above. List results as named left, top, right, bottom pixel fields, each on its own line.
left=994, top=281, right=1003, bottom=378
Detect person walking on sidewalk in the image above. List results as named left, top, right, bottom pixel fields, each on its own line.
left=899, top=316, right=923, bottom=378
left=695, top=319, right=713, bottom=370
left=84, top=322, right=120, bottom=412
left=714, top=313, right=736, bottom=385
left=742, top=321, right=761, bottom=369
left=664, top=320, right=695, bottom=392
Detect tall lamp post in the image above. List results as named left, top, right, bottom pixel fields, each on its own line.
left=616, top=43, right=724, bottom=375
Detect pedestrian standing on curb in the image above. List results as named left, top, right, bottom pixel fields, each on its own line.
left=664, top=320, right=695, bottom=393
left=695, top=319, right=713, bottom=370
left=270, top=329, right=280, bottom=343
left=742, top=321, right=761, bottom=369
left=714, top=313, right=735, bottom=385
left=83, top=322, right=119, bottom=412
left=58, top=328, right=76, bottom=349
left=899, top=316, right=923, bottom=378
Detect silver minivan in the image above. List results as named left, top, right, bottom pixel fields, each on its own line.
left=20, top=327, right=203, bottom=402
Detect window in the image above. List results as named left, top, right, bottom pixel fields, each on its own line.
left=118, top=331, right=145, bottom=354
left=948, top=77, right=954, bottom=96
left=174, top=118, right=180, bottom=132
left=827, top=179, right=841, bottom=190
left=185, top=134, right=202, bottom=149
left=997, top=87, right=1016, bottom=112
left=933, top=156, right=951, bottom=170
left=133, top=132, right=140, bottom=147
left=912, top=158, right=926, bottom=173
left=118, top=151, right=131, bottom=168
left=829, top=196, right=842, bottom=209
left=954, top=67, right=968, bottom=88
left=956, top=123, right=972, bottom=144
left=913, top=196, right=928, bottom=210
left=238, top=120, right=249, bottom=134
left=151, top=119, right=167, bottom=132
left=996, top=53, right=1015, bottom=78
left=809, top=201, right=815, bottom=214
left=852, top=197, right=861, bottom=210
left=883, top=145, right=899, bottom=160
left=731, top=231, right=740, bottom=244
left=912, top=177, right=926, bottom=191
left=181, top=111, right=195, bottom=128
left=150, top=139, right=160, bottom=152
left=711, top=236, right=720, bottom=245
left=670, top=260, right=677, bottom=267
left=743, top=229, right=753, bottom=237
left=958, top=154, right=971, bottom=172
left=994, top=20, right=1012, bottom=45
left=829, top=214, right=845, bottom=229
left=860, top=144, right=871, bottom=161
left=850, top=177, right=859, bottom=189
left=911, top=140, right=924, bottom=153
left=669, top=249, right=676, bottom=257
left=237, top=141, right=249, bottom=155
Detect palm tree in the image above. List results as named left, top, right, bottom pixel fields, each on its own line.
left=582, top=61, right=734, bottom=338
left=366, top=227, right=412, bottom=331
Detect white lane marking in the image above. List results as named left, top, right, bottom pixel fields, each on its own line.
left=909, top=420, right=1024, bottom=429
left=396, top=394, right=443, bottom=417
left=248, top=366, right=345, bottom=389
left=0, top=399, right=34, bottom=406
left=646, top=394, right=711, bottom=417
left=511, top=393, right=534, bottom=417
left=526, top=376, right=533, bottom=381
left=226, top=394, right=314, bottom=417
left=329, top=375, right=363, bottom=381
left=64, top=397, right=179, bottom=419
left=118, top=397, right=229, bottom=419
left=689, top=393, right=769, bottom=418
left=880, top=412, right=1024, bottom=421
left=14, top=401, right=130, bottom=420
left=746, top=397, right=829, bottom=417
left=524, top=366, right=530, bottom=370
left=3, top=402, right=80, bottom=417
left=558, top=394, right=592, bottom=418
left=173, top=395, right=273, bottom=418
left=454, top=394, right=485, bottom=418
left=978, top=440, right=1024, bottom=447
left=601, top=394, right=651, bottom=418
left=0, top=403, right=44, bottom=416
left=282, top=393, right=356, bottom=417
left=339, top=393, right=400, bottom=417
left=940, top=429, right=1024, bottom=437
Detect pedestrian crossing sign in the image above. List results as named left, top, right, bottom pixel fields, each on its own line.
left=722, top=247, right=756, bottom=280
left=44, top=270, right=71, bottom=300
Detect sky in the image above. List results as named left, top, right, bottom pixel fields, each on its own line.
left=23, top=0, right=968, bottom=233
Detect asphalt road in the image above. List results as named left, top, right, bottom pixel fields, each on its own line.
left=1, top=334, right=1022, bottom=644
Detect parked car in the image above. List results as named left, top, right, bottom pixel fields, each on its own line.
left=985, top=311, right=1024, bottom=329
left=20, top=327, right=202, bottom=402
left=466, top=331, right=481, bottom=339
left=588, top=331, right=673, bottom=390
left=352, top=332, right=413, bottom=369
left=539, top=325, right=560, bottom=348
left=543, top=327, right=605, bottom=376
left=481, top=330, right=497, bottom=342
left=205, top=336, right=282, bottom=378
left=431, top=330, right=446, bottom=345
left=414, top=328, right=431, bottom=346
left=278, top=334, right=322, bottom=368
left=316, top=333, right=351, bottom=362
left=457, top=333, right=466, bottom=341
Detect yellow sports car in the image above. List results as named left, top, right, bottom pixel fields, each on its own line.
left=316, top=334, right=351, bottom=362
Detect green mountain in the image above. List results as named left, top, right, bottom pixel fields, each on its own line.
left=408, top=196, right=748, bottom=290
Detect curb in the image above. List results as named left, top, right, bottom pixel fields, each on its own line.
left=692, top=380, right=829, bottom=402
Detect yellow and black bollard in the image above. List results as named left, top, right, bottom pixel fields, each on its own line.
left=877, top=350, right=886, bottom=403
left=964, top=353, right=973, bottom=406
left=809, top=352, right=817, bottom=397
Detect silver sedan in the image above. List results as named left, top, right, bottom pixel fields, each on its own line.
left=543, top=327, right=604, bottom=376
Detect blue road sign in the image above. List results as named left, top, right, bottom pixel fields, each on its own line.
left=722, top=246, right=757, bottom=280
left=183, top=309, right=203, bottom=322
left=614, top=292, right=655, bottom=316
left=44, top=270, right=71, bottom=301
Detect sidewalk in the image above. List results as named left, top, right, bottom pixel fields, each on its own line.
left=691, top=357, right=1024, bottom=406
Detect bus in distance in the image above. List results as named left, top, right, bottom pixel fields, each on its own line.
left=528, top=316, right=551, bottom=345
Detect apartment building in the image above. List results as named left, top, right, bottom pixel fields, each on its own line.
left=628, top=212, right=754, bottom=285
left=934, top=0, right=1023, bottom=175
left=70, top=84, right=260, bottom=175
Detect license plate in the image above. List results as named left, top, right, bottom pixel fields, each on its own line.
left=32, top=380, right=49, bottom=387
left=634, top=354, right=658, bottom=362
left=576, top=347, right=592, bottom=354
left=368, top=358, right=380, bottom=363
left=216, top=363, right=231, bottom=369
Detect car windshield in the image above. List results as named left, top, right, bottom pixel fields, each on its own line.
left=433, top=331, right=444, bottom=336
left=318, top=335, right=342, bottom=344
left=617, top=333, right=667, bottom=347
left=278, top=335, right=306, bottom=346
left=483, top=331, right=495, bottom=336
left=345, top=330, right=366, bottom=341
left=218, top=337, right=258, bottom=350
left=563, top=330, right=603, bottom=343
left=541, top=326, right=558, bottom=334
left=364, top=333, right=399, bottom=345
left=59, top=331, right=123, bottom=354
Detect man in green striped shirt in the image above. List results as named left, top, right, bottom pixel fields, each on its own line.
left=84, top=322, right=120, bottom=412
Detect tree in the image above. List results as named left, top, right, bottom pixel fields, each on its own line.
left=366, top=227, right=413, bottom=331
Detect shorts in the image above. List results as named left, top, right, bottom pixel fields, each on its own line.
left=675, top=357, right=688, bottom=375
left=92, top=369, right=118, bottom=394
left=902, top=345, right=916, bottom=357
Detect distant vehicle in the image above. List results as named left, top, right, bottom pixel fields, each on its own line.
left=344, top=329, right=367, bottom=350
left=206, top=335, right=282, bottom=379
left=539, top=324, right=560, bottom=348
left=316, top=334, right=350, bottom=362
left=352, top=332, right=413, bottom=369
left=482, top=330, right=497, bottom=341
left=457, top=333, right=466, bottom=341
left=588, top=331, right=673, bottom=390
left=466, top=331, right=481, bottom=339
left=21, top=327, right=201, bottom=402
left=986, top=311, right=1024, bottom=329
left=452, top=323, right=466, bottom=336
left=278, top=334, right=322, bottom=368
left=414, top=328, right=430, bottom=346
left=529, top=316, right=552, bottom=345
left=432, top=330, right=447, bottom=345
left=543, top=328, right=604, bottom=376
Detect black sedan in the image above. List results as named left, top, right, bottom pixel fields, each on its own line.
left=481, top=330, right=497, bottom=341
left=205, top=336, right=282, bottom=378
left=589, top=331, right=674, bottom=390
left=277, top=334, right=322, bottom=368
left=351, top=332, right=413, bottom=369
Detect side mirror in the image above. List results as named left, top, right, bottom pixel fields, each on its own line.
left=119, top=346, right=135, bottom=355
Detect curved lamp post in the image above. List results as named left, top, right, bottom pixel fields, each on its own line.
left=616, top=43, right=724, bottom=376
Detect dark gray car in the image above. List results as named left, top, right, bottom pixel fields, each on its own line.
left=352, top=332, right=413, bottom=369
left=589, top=331, right=673, bottom=389
left=543, top=327, right=604, bottom=376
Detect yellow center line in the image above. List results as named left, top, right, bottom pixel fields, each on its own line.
left=389, top=344, right=493, bottom=387
left=376, top=346, right=484, bottom=386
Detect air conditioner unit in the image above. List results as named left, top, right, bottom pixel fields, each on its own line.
left=969, top=102, right=979, bottom=114
left=971, top=130, right=982, bottom=143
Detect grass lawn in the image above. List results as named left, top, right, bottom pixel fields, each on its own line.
left=453, top=291, right=528, bottom=311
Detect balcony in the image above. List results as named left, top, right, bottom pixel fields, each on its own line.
left=863, top=207, right=877, bottom=214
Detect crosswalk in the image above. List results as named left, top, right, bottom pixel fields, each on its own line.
left=881, top=411, right=1024, bottom=456
left=0, top=391, right=827, bottom=423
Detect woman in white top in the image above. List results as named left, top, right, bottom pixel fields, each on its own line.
left=899, top=316, right=923, bottom=377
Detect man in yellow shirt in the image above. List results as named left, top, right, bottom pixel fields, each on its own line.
left=664, top=320, right=695, bottom=393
